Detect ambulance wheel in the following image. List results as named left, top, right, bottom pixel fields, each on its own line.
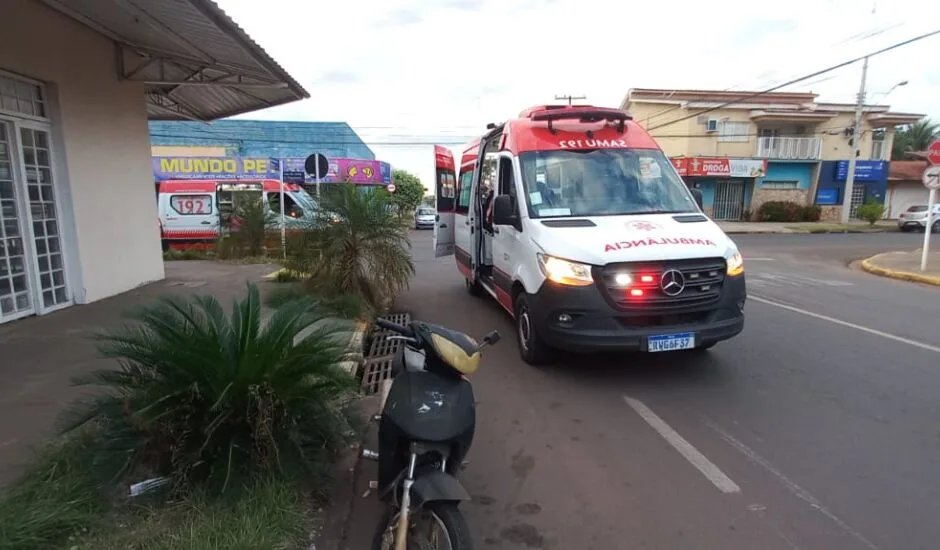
left=465, top=277, right=483, bottom=297
left=514, top=293, right=551, bottom=366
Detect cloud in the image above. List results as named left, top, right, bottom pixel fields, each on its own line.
left=216, top=0, right=940, bottom=191
left=312, top=71, right=361, bottom=85
left=381, top=8, right=424, bottom=26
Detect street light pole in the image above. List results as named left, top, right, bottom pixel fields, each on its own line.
left=840, top=56, right=869, bottom=224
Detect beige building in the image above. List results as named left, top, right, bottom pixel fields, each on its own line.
left=0, top=0, right=307, bottom=325
left=621, top=89, right=922, bottom=220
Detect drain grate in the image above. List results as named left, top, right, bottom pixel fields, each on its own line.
left=368, top=335, right=402, bottom=359
left=372, top=312, right=412, bottom=339
left=361, top=356, right=395, bottom=394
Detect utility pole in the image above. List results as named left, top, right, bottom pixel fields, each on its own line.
left=555, top=94, right=586, bottom=106
left=840, top=56, right=869, bottom=224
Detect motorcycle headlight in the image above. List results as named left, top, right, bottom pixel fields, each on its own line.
left=537, top=253, right=594, bottom=286
left=724, top=245, right=744, bottom=276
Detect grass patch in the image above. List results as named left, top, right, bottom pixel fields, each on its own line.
left=0, top=430, right=107, bottom=549
left=73, top=477, right=309, bottom=550
left=785, top=223, right=899, bottom=233
left=0, top=431, right=329, bottom=550
left=163, top=248, right=214, bottom=261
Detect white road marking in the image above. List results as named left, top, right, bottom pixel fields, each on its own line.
left=705, top=419, right=879, bottom=550
left=750, top=295, right=940, bottom=354
left=623, top=396, right=740, bottom=494
left=751, top=272, right=854, bottom=287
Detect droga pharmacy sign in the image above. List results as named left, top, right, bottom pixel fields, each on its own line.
left=671, top=157, right=767, bottom=178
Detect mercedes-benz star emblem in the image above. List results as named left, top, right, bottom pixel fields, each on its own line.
left=660, top=269, right=685, bottom=296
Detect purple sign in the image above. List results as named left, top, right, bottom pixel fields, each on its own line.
left=153, top=156, right=280, bottom=181
left=281, top=157, right=392, bottom=185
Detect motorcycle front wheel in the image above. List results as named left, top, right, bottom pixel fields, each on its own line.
left=371, top=502, right=472, bottom=550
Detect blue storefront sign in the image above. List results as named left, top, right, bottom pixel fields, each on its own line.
left=833, top=160, right=886, bottom=182
left=815, top=188, right=839, bottom=205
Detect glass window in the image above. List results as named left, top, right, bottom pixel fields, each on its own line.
left=170, top=194, right=213, bottom=215
left=456, top=169, right=473, bottom=214
left=718, top=121, right=750, bottom=143
left=518, top=149, right=698, bottom=218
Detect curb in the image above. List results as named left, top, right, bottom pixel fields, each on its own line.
left=860, top=254, right=940, bottom=286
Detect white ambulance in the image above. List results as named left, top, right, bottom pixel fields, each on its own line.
left=157, top=179, right=316, bottom=248
left=433, top=105, right=746, bottom=365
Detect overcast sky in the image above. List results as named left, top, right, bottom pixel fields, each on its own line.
left=216, top=0, right=940, bottom=192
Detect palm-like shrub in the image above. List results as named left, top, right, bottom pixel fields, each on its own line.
left=286, top=183, right=414, bottom=313
left=219, top=195, right=271, bottom=259
left=59, top=284, right=358, bottom=495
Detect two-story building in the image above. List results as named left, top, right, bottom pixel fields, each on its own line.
left=621, top=89, right=923, bottom=220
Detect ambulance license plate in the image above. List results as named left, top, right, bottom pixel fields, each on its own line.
left=647, top=332, right=695, bottom=352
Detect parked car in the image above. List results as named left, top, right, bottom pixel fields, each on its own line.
left=414, top=207, right=436, bottom=229
left=897, top=204, right=940, bottom=233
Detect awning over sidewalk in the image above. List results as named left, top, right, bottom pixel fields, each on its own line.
left=40, top=0, right=309, bottom=121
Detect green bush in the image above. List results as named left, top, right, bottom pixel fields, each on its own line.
left=265, top=283, right=370, bottom=320
left=856, top=200, right=885, bottom=226
left=285, top=183, right=414, bottom=313
left=757, top=200, right=804, bottom=222
left=799, top=205, right=822, bottom=222
left=59, top=283, right=358, bottom=496
left=218, top=197, right=271, bottom=259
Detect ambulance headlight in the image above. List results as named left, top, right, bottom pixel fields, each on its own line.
left=724, top=245, right=744, bottom=277
left=537, top=253, right=594, bottom=286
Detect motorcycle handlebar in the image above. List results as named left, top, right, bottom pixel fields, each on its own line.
left=376, top=318, right=414, bottom=337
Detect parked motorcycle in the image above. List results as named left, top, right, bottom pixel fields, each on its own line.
left=363, top=317, right=500, bottom=550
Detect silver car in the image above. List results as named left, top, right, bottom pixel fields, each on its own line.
left=414, top=207, right=436, bottom=229
left=897, top=204, right=940, bottom=233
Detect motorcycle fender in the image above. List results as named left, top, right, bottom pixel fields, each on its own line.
left=411, top=471, right=470, bottom=508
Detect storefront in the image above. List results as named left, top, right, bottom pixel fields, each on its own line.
left=670, top=157, right=767, bottom=220
left=751, top=161, right=817, bottom=213
left=814, top=160, right=888, bottom=218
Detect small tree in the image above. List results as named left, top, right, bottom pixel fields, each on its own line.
left=856, top=200, right=885, bottom=227
left=390, top=169, right=425, bottom=219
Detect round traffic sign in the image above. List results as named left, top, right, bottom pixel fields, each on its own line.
left=387, top=183, right=397, bottom=193
left=923, top=165, right=940, bottom=190
left=304, top=153, right=329, bottom=179
left=928, top=140, right=940, bottom=166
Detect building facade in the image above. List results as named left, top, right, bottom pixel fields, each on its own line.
left=0, top=0, right=306, bottom=325
left=150, top=120, right=375, bottom=161
left=622, top=89, right=923, bottom=220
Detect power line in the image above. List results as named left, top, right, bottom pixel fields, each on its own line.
left=635, top=22, right=907, bottom=126
left=646, top=28, right=940, bottom=132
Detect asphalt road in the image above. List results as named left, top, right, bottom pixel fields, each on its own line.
left=385, top=230, right=940, bottom=550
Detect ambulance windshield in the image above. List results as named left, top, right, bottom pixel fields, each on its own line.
left=518, top=149, right=697, bottom=218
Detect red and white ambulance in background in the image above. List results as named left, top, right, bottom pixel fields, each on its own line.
left=433, top=104, right=746, bottom=365
left=157, top=179, right=317, bottom=249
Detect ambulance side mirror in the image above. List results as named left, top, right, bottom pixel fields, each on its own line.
left=690, top=188, right=704, bottom=210
left=492, top=194, right=519, bottom=229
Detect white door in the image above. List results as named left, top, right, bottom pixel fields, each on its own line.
left=433, top=145, right=456, bottom=257
left=0, top=120, right=33, bottom=322
left=491, top=153, right=524, bottom=311
left=454, top=150, right=477, bottom=278
left=19, top=125, right=70, bottom=313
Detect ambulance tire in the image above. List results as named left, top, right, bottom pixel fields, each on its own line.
left=514, top=293, right=551, bottom=366
left=465, top=277, right=483, bottom=297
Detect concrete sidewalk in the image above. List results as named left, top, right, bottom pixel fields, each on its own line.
left=717, top=221, right=898, bottom=234
left=860, top=249, right=940, bottom=286
left=0, top=260, right=278, bottom=487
